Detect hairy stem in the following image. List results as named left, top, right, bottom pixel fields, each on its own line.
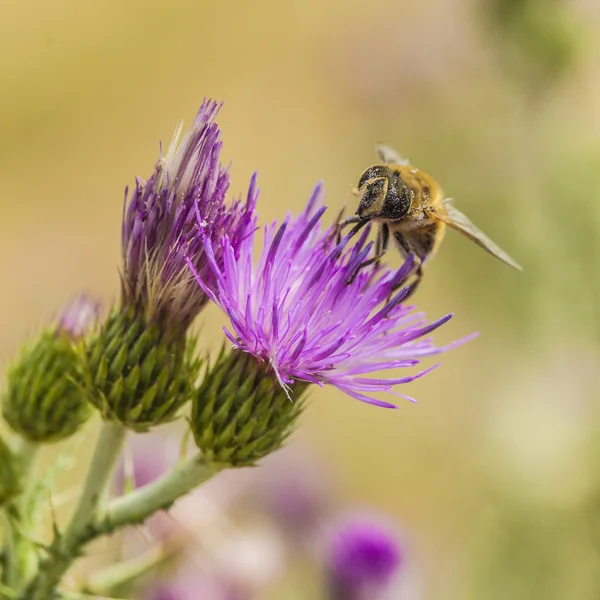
left=85, top=541, right=179, bottom=596
left=63, top=421, right=127, bottom=545
left=103, top=452, right=216, bottom=530
left=1, top=438, right=40, bottom=593
left=25, top=421, right=126, bottom=600
left=25, top=444, right=217, bottom=600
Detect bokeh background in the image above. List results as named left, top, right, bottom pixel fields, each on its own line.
left=2, top=0, right=600, bottom=598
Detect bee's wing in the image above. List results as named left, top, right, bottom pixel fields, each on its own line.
left=431, top=200, right=523, bottom=271
left=376, top=143, right=410, bottom=166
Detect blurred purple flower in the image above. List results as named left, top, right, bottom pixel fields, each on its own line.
left=326, top=515, right=403, bottom=600
left=57, top=294, right=100, bottom=339
left=149, top=579, right=248, bottom=600
left=190, top=186, right=471, bottom=408
left=248, top=445, right=334, bottom=539
left=121, top=99, right=257, bottom=332
left=147, top=571, right=218, bottom=600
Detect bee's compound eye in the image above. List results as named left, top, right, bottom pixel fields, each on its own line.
left=380, top=181, right=411, bottom=220
left=358, top=168, right=377, bottom=189
left=358, top=166, right=390, bottom=189
left=358, top=178, right=387, bottom=213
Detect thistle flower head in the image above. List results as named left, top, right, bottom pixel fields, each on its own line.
left=326, top=515, right=403, bottom=600
left=81, top=308, right=201, bottom=430
left=2, top=295, right=98, bottom=443
left=82, top=101, right=256, bottom=430
left=121, top=99, right=256, bottom=333
left=189, top=185, right=471, bottom=466
left=192, top=184, right=469, bottom=409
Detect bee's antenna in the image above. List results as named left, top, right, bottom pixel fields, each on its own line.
left=336, top=188, right=358, bottom=220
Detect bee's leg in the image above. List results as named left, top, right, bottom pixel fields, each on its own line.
left=355, top=223, right=389, bottom=269
left=345, top=224, right=390, bottom=285
left=374, top=223, right=389, bottom=268
left=336, top=216, right=365, bottom=245
left=334, top=206, right=346, bottom=223
left=324, top=206, right=347, bottom=247
left=387, top=231, right=422, bottom=301
left=392, top=263, right=422, bottom=301
left=334, top=215, right=355, bottom=245
left=329, top=188, right=361, bottom=244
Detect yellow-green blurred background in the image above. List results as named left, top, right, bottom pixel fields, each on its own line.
left=2, top=0, right=600, bottom=598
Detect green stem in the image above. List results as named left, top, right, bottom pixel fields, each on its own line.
left=25, top=421, right=126, bottom=600
left=85, top=542, right=179, bottom=596
left=25, top=444, right=216, bottom=600
left=103, top=452, right=216, bottom=530
left=14, top=438, right=39, bottom=480
left=1, top=438, right=40, bottom=592
left=63, top=421, right=127, bottom=546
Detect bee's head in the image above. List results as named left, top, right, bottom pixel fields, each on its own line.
left=356, top=166, right=411, bottom=221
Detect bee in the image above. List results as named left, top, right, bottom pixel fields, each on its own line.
left=339, top=144, right=522, bottom=297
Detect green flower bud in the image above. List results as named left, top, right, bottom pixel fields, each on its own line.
left=81, top=309, right=199, bottom=431
left=0, top=433, right=21, bottom=505
left=2, top=318, right=93, bottom=443
left=191, top=349, right=307, bottom=467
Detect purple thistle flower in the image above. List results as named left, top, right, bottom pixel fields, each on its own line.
left=190, top=184, right=472, bottom=408
left=326, top=515, right=403, bottom=600
left=81, top=101, right=258, bottom=429
left=121, top=99, right=256, bottom=332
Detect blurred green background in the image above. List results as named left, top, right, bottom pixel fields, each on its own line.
left=1, top=0, right=600, bottom=598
